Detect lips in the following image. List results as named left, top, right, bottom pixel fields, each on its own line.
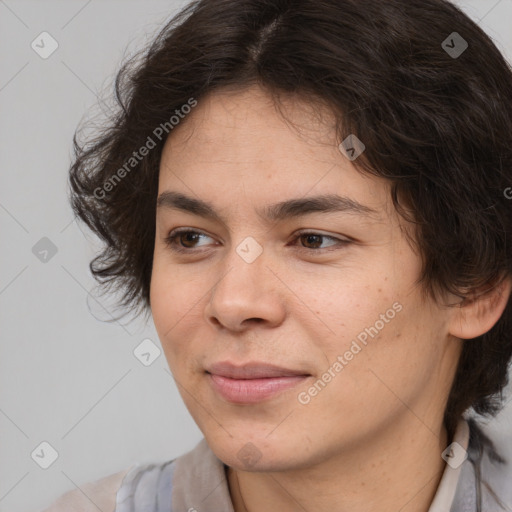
left=205, top=361, right=311, bottom=404
left=205, top=361, right=310, bottom=379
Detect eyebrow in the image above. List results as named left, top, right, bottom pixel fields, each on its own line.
left=156, top=191, right=379, bottom=224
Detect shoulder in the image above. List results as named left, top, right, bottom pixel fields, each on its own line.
left=39, top=466, right=135, bottom=512
left=39, top=439, right=232, bottom=512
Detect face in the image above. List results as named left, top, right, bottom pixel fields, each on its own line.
left=150, top=85, right=462, bottom=471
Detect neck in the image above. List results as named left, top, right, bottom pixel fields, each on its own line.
left=227, top=414, right=450, bottom=512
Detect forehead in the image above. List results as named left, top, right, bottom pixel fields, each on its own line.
left=161, top=85, right=338, bottom=159
left=158, top=85, right=394, bottom=223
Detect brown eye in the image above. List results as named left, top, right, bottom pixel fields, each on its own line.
left=164, top=229, right=214, bottom=252
left=293, top=231, right=349, bottom=252
left=299, top=233, right=324, bottom=249
left=178, top=231, right=201, bottom=248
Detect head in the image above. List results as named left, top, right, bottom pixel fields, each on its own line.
left=69, top=0, right=512, bottom=466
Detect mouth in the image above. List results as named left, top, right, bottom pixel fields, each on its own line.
left=205, top=361, right=311, bottom=404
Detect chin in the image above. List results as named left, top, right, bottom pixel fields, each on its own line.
left=202, top=427, right=310, bottom=472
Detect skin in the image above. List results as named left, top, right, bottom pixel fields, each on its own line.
left=149, top=84, right=511, bottom=512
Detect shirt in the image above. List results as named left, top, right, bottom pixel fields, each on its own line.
left=39, top=416, right=512, bottom=512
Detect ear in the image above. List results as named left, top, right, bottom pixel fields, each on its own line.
left=449, top=275, right=512, bottom=339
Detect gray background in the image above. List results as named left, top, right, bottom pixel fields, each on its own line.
left=1, top=1, right=511, bottom=511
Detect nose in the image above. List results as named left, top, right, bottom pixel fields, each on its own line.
left=204, top=242, right=286, bottom=332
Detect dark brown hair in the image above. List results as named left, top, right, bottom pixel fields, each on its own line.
left=69, top=0, right=512, bottom=443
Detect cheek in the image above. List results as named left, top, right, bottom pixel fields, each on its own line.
left=304, top=253, right=430, bottom=377
left=151, top=251, right=196, bottom=320
left=297, top=271, right=398, bottom=338
left=150, top=263, right=193, bottom=353
left=342, top=293, right=442, bottom=388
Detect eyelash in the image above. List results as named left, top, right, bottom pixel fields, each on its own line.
left=163, top=228, right=350, bottom=254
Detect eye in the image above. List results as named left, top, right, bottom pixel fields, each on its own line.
left=291, top=230, right=350, bottom=252
left=164, top=228, right=350, bottom=254
left=164, top=228, right=215, bottom=253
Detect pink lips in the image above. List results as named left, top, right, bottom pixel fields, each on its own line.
left=206, top=361, right=310, bottom=404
